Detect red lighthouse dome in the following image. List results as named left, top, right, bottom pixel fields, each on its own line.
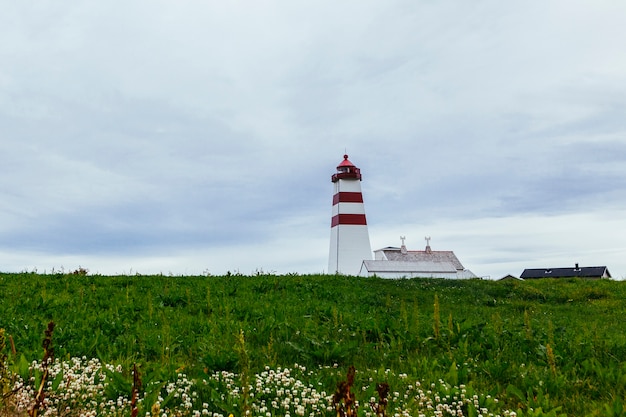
left=332, top=154, right=362, bottom=182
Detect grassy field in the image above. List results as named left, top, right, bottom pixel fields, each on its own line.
left=1, top=272, right=625, bottom=416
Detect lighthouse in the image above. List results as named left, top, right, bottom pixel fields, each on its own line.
left=328, top=154, right=372, bottom=275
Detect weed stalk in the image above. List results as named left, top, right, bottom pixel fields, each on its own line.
left=546, top=343, right=557, bottom=376
left=524, top=310, right=532, bottom=340
left=29, top=321, right=55, bottom=417
left=1, top=329, right=22, bottom=414
left=333, top=365, right=358, bottom=417
left=131, top=364, right=142, bottom=417
left=400, top=301, right=409, bottom=333
left=235, top=329, right=250, bottom=416
left=433, top=294, right=441, bottom=340
left=370, top=382, right=389, bottom=417
left=0, top=329, right=10, bottom=399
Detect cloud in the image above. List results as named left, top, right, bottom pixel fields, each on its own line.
left=1, top=1, right=625, bottom=277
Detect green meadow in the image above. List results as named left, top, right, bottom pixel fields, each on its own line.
left=1, top=272, right=625, bottom=416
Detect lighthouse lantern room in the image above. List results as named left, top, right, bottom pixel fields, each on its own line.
left=328, top=154, right=373, bottom=275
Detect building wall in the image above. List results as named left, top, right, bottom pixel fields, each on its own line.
left=360, top=270, right=477, bottom=279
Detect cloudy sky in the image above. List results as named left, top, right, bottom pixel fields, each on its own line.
left=2, top=1, right=626, bottom=278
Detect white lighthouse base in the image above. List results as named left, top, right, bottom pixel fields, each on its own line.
left=328, top=225, right=372, bottom=276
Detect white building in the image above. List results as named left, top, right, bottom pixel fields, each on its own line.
left=359, top=237, right=477, bottom=279
left=328, top=154, right=372, bottom=275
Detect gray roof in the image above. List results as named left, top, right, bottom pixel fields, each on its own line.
left=520, top=266, right=611, bottom=279
left=376, top=248, right=465, bottom=270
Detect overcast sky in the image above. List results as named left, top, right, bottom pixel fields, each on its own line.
left=2, top=1, right=626, bottom=278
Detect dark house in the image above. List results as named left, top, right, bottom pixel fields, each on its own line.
left=498, top=274, right=522, bottom=281
left=520, top=263, right=611, bottom=280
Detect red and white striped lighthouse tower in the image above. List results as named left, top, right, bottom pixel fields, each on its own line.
left=328, top=154, right=372, bottom=275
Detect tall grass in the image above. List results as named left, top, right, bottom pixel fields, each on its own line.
left=1, top=272, right=625, bottom=415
